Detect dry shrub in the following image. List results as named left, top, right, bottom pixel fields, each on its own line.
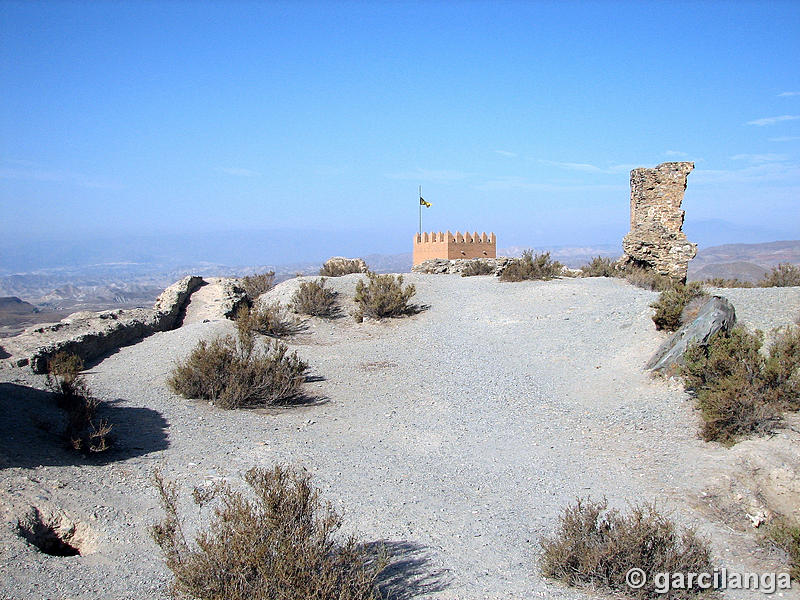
left=650, top=282, right=707, bottom=331
left=240, top=271, right=275, bottom=301
left=461, top=260, right=495, bottom=277
left=235, top=303, right=296, bottom=339
left=167, top=334, right=308, bottom=408
left=291, top=279, right=339, bottom=317
left=577, top=260, right=678, bottom=291
left=46, top=352, right=111, bottom=452
left=151, top=465, right=387, bottom=600
left=767, top=518, right=800, bottom=579
left=354, top=272, right=417, bottom=319
left=680, top=326, right=800, bottom=444
left=760, top=263, right=800, bottom=287
left=763, top=326, right=800, bottom=410
left=621, top=265, right=675, bottom=291
left=540, top=498, right=713, bottom=599
left=320, top=258, right=367, bottom=277
left=499, top=250, right=563, bottom=282
left=580, top=256, right=617, bottom=277
left=701, top=277, right=754, bottom=288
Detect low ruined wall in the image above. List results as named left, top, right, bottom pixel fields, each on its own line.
left=152, top=275, right=204, bottom=328
left=3, top=276, right=205, bottom=373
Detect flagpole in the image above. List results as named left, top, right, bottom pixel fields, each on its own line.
left=418, top=185, right=422, bottom=236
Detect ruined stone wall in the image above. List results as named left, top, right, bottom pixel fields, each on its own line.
left=413, top=231, right=496, bottom=266
left=620, top=162, right=697, bottom=282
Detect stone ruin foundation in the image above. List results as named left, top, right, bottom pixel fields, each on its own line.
left=619, top=161, right=697, bottom=282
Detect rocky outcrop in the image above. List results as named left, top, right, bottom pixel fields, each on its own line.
left=647, top=296, right=736, bottom=374
left=620, top=162, right=697, bottom=282
left=412, top=257, right=513, bottom=275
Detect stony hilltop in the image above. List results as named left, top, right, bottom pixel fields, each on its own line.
left=1, top=272, right=799, bottom=599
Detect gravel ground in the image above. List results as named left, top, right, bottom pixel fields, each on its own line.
left=1, top=274, right=798, bottom=600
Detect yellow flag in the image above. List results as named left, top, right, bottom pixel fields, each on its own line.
left=419, top=197, right=432, bottom=207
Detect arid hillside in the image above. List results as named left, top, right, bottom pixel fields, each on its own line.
left=1, top=273, right=799, bottom=599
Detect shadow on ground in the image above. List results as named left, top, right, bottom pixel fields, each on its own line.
left=0, top=382, right=169, bottom=469
left=369, top=540, right=451, bottom=599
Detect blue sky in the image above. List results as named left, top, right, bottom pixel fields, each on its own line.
left=1, top=0, right=799, bottom=267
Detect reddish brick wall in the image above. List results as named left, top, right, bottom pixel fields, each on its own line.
left=413, top=231, right=496, bottom=266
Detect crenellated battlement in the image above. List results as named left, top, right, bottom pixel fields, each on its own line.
left=413, top=230, right=496, bottom=265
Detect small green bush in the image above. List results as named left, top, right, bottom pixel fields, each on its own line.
left=240, top=271, right=276, bottom=300
left=290, top=278, right=339, bottom=317
left=650, top=282, right=707, bottom=331
left=680, top=326, right=800, bottom=444
left=46, top=352, right=111, bottom=452
left=499, top=250, right=563, bottom=282
left=580, top=256, right=617, bottom=277
left=354, top=272, right=417, bottom=319
left=767, top=518, right=800, bottom=579
left=151, top=465, right=387, bottom=600
left=461, top=260, right=495, bottom=277
left=235, top=303, right=296, bottom=339
left=167, top=334, right=308, bottom=408
left=540, top=498, right=713, bottom=599
left=760, top=263, right=800, bottom=287
left=320, top=258, right=367, bottom=277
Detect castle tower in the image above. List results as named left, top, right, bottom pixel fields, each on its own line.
left=413, top=231, right=496, bottom=266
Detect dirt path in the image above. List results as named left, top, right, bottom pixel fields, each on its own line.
left=179, top=278, right=234, bottom=325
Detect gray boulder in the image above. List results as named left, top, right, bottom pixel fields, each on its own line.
left=647, top=295, right=736, bottom=374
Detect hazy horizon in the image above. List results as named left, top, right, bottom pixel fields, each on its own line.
left=1, top=219, right=798, bottom=274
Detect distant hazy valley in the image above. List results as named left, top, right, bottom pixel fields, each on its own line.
left=1, top=240, right=798, bottom=337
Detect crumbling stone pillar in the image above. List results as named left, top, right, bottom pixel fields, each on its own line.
left=620, top=162, right=697, bottom=282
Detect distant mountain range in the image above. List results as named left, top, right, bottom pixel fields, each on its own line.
left=1, top=241, right=797, bottom=334
left=687, top=240, right=800, bottom=282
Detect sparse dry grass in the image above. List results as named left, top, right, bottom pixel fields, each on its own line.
left=291, top=279, right=339, bottom=317
left=499, top=250, right=563, bottom=282
left=621, top=265, right=676, bottom=291
left=540, top=498, right=713, bottom=599
left=650, top=282, right=707, bottom=331
left=354, top=272, right=417, bottom=319
left=151, top=465, right=387, bottom=600
left=167, top=333, right=308, bottom=409
left=46, top=352, right=111, bottom=453
left=766, top=518, right=800, bottom=579
left=240, top=271, right=275, bottom=301
left=681, top=325, right=800, bottom=444
left=760, top=263, right=800, bottom=287
left=700, top=277, right=755, bottom=288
